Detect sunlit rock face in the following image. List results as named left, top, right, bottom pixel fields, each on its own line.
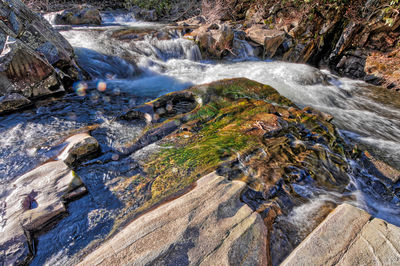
left=0, top=0, right=78, bottom=114
left=79, top=173, right=268, bottom=265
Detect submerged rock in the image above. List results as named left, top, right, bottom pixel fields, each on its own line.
left=79, top=173, right=268, bottom=265
left=0, top=0, right=78, bottom=114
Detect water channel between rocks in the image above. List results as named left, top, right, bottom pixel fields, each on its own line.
left=1, top=12, right=400, bottom=265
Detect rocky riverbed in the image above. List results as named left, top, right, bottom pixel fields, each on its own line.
left=1, top=1, right=400, bottom=265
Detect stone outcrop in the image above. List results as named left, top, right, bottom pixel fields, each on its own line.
left=0, top=0, right=78, bottom=114
left=54, top=6, right=102, bottom=25
left=79, top=172, right=268, bottom=265
left=0, top=132, right=99, bottom=265
left=23, top=77, right=393, bottom=264
left=282, top=203, right=400, bottom=265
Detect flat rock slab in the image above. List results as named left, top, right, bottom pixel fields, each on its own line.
left=0, top=93, right=31, bottom=114
left=0, top=161, right=86, bottom=265
left=79, top=172, right=268, bottom=265
left=362, top=151, right=400, bottom=183
left=282, top=203, right=400, bottom=265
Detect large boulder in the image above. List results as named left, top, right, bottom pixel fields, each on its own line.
left=186, top=24, right=238, bottom=58
left=245, top=24, right=289, bottom=58
left=74, top=78, right=400, bottom=264
left=54, top=6, right=102, bottom=26
left=0, top=36, right=61, bottom=98
left=87, top=78, right=358, bottom=264
left=0, top=0, right=78, bottom=114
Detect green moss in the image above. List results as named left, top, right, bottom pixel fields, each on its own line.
left=122, top=79, right=291, bottom=201
left=194, top=78, right=296, bottom=108
left=147, top=99, right=260, bottom=199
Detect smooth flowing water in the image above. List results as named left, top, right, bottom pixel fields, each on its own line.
left=1, top=12, right=399, bottom=265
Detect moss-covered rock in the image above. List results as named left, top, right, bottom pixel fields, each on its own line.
left=111, top=78, right=352, bottom=237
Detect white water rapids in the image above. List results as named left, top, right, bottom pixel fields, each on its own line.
left=0, top=11, right=399, bottom=265
left=59, top=16, right=400, bottom=169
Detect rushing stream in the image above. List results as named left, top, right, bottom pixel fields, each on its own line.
left=1, top=12, right=400, bottom=265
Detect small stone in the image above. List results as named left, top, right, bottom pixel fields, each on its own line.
left=58, top=133, right=100, bottom=166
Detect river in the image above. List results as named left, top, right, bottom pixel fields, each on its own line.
left=1, top=11, right=399, bottom=265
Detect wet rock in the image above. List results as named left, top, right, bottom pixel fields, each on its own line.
left=245, top=25, right=289, bottom=58
left=282, top=203, right=400, bottom=265
left=334, top=50, right=367, bottom=79
left=0, top=161, right=87, bottom=265
left=360, top=151, right=400, bottom=183
left=96, top=78, right=359, bottom=266
left=0, top=0, right=78, bottom=112
left=79, top=173, right=268, bottom=265
left=0, top=93, right=31, bottom=114
left=54, top=6, right=102, bottom=25
left=58, top=133, right=100, bottom=166
left=188, top=24, right=235, bottom=58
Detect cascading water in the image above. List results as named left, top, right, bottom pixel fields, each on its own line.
left=1, top=11, right=399, bottom=265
